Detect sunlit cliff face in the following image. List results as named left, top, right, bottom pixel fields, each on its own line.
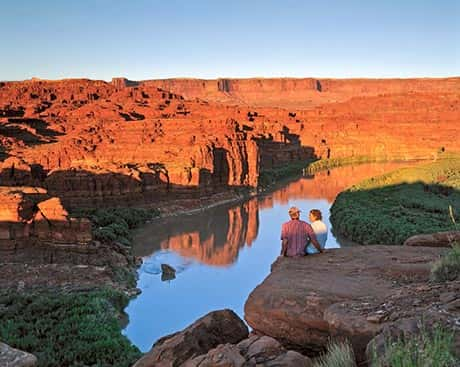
left=1, top=77, right=459, bottom=210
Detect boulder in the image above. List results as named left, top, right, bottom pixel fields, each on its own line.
left=404, top=231, right=460, bottom=248
left=133, top=309, right=248, bottom=367
left=244, top=246, right=445, bottom=358
left=185, top=344, right=246, bottom=367
left=186, top=335, right=312, bottom=367
left=0, top=342, right=37, bottom=367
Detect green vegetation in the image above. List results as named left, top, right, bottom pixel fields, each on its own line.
left=0, top=289, right=141, bottom=367
left=307, top=155, right=379, bottom=173
left=431, top=244, right=460, bottom=282
left=314, top=340, right=356, bottom=367
left=73, top=207, right=159, bottom=245
left=258, top=160, right=317, bottom=188
left=331, top=157, right=460, bottom=245
left=370, top=326, right=458, bottom=367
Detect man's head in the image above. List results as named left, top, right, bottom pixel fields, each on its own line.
left=288, top=206, right=301, bottom=219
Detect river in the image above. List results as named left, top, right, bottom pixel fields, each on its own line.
left=122, top=161, right=416, bottom=352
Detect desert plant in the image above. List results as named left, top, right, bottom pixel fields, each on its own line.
left=431, top=244, right=460, bottom=282
left=0, top=289, right=141, bottom=367
left=330, top=158, right=460, bottom=245
left=314, top=339, right=356, bottom=367
left=371, top=325, right=458, bottom=367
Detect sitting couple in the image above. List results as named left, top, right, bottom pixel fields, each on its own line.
left=280, top=206, right=327, bottom=257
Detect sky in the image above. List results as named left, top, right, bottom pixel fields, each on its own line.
left=1, top=0, right=459, bottom=81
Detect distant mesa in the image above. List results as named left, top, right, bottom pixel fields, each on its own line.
left=111, top=77, right=139, bottom=88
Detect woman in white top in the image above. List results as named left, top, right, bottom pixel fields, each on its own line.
left=306, top=209, right=328, bottom=254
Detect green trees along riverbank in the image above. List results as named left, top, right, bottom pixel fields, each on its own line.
left=330, top=157, right=460, bottom=245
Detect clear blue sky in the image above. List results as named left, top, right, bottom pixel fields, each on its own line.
left=1, top=0, right=459, bottom=80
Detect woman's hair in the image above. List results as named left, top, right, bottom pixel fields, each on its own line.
left=309, top=209, right=322, bottom=220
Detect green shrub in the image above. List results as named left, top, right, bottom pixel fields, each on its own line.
left=258, top=160, right=316, bottom=188
left=93, top=226, right=118, bottom=242
left=307, top=155, right=377, bottom=173
left=331, top=158, right=460, bottom=245
left=0, top=289, right=141, bottom=367
left=431, top=244, right=460, bottom=282
left=82, top=207, right=159, bottom=244
left=371, top=326, right=458, bottom=367
left=314, top=340, right=356, bottom=367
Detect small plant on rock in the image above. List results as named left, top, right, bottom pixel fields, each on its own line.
left=431, top=244, right=460, bottom=282
left=314, top=339, right=356, bottom=367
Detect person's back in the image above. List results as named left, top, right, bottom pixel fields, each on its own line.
left=281, top=207, right=323, bottom=257
left=306, top=209, right=328, bottom=255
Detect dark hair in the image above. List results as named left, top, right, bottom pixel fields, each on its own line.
left=309, top=209, right=322, bottom=220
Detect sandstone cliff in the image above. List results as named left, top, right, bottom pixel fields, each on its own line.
left=1, top=77, right=459, bottom=211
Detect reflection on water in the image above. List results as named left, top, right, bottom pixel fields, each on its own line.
left=123, top=161, right=418, bottom=352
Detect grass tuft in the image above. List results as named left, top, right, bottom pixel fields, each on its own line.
left=371, top=325, right=458, bottom=367
left=314, top=340, right=356, bottom=367
left=431, top=244, right=460, bottom=282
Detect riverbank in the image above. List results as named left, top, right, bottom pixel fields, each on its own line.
left=0, top=207, right=159, bottom=367
left=331, top=156, right=460, bottom=245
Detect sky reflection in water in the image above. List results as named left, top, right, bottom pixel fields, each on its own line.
left=123, top=162, right=415, bottom=352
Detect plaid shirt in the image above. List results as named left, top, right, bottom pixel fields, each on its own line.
left=281, top=219, right=317, bottom=256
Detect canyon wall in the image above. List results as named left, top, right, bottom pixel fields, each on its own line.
left=142, top=77, right=460, bottom=109
left=0, top=76, right=459, bottom=216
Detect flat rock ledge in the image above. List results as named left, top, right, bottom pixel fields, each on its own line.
left=244, top=245, right=458, bottom=361
left=0, top=342, right=37, bottom=367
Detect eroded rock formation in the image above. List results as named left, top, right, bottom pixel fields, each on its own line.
left=133, top=309, right=312, bottom=367
left=1, top=77, right=459, bottom=212
left=244, top=246, right=457, bottom=361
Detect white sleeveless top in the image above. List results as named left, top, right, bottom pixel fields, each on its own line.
left=306, top=220, right=328, bottom=254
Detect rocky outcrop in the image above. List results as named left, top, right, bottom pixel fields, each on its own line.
left=0, top=342, right=37, bottom=367
left=133, top=310, right=312, bottom=367
left=134, top=309, right=249, bottom=367
left=186, top=335, right=312, bottom=367
left=0, top=188, right=91, bottom=250
left=404, top=231, right=460, bottom=247
left=244, top=246, right=449, bottom=360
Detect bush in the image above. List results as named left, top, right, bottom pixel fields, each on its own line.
left=330, top=158, right=460, bottom=245
left=370, top=326, right=458, bottom=367
left=258, top=160, right=316, bottom=188
left=431, top=244, right=460, bottom=282
left=86, top=207, right=159, bottom=244
left=0, top=289, right=141, bottom=367
left=314, top=340, right=356, bottom=367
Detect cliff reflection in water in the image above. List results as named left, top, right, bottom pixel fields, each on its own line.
left=133, top=161, right=416, bottom=266
left=133, top=198, right=259, bottom=266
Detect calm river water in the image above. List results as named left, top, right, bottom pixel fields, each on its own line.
left=123, top=162, right=415, bottom=352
